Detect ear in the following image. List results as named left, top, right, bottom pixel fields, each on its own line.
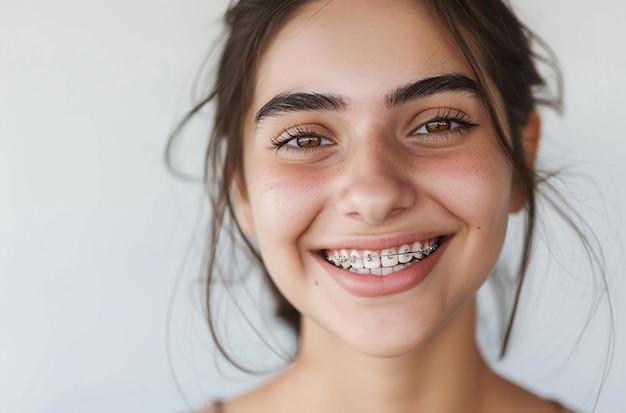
left=510, top=110, right=541, bottom=213
left=232, top=175, right=255, bottom=235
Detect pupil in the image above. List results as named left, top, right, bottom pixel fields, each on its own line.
left=426, top=120, right=450, bottom=133
left=297, top=136, right=320, bottom=147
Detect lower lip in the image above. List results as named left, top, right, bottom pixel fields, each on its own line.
left=317, top=240, right=448, bottom=298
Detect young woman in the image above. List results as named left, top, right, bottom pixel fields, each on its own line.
left=172, top=0, right=600, bottom=411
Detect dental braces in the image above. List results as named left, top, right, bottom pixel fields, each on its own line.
left=327, top=243, right=439, bottom=264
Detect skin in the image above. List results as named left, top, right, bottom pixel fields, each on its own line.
left=215, top=1, right=567, bottom=412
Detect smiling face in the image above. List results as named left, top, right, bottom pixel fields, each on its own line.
left=236, top=0, right=519, bottom=357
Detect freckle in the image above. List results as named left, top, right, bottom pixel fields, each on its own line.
left=315, top=280, right=318, bottom=286
left=477, top=226, right=481, bottom=230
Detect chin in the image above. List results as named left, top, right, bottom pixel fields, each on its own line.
left=337, top=320, right=441, bottom=359
left=360, top=344, right=425, bottom=359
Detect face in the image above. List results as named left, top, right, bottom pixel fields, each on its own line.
left=237, top=0, right=519, bottom=357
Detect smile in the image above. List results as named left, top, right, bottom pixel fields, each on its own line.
left=325, top=237, right=440, bottom=276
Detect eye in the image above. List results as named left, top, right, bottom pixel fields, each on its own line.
left=414, top=119, right=461, bottom=134
left=288, top=135, right=329, bottom=148
left=409, top=108, right=479, bottom=145
left=271, top=125, right=335, bottom=153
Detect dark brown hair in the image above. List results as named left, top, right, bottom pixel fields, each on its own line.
left=169, top=0, right=590, bottom=370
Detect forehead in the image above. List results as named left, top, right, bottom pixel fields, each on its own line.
left=251, top=0, right=471, bottom=111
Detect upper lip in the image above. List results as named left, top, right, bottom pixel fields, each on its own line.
left=314, top=231, right=450, bottom=252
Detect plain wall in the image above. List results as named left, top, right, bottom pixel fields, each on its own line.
left=1, top=1, right=624, bottom=412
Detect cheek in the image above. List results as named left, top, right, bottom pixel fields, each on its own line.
left=428, top=146, right=513, bottom=223
left=433, top=146, right=513, bottom=284
left=243, top=165, right=330, bottom=307
left=422, top=146, right=513, bottom=298
left=245, top=165, right=327, bottom=246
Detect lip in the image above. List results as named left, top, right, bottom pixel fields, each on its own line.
left=318, top=231, right=447, bottom=252
left=316, top=236, right=450, bottom=298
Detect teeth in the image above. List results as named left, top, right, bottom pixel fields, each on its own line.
left=412, top=241, right=425, bottom=260
left=340, top=249, right=351, bottom=268
left=398, top=244, right=412, bottom=263
left=326, top=238, right=440, bottom=276
left=350, top=250, right=364, bottom=269
left=381, top=248, right=399, bottom=267
left=370, top=268, right=383, bottom=276
left=362, top=251, right=381, bottom=269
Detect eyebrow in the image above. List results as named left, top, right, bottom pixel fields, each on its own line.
left=254, top=74, right=480, bottom=124
left=385, top=74, right=481, bottom=108
left=255, top=92, right=348, bottom=123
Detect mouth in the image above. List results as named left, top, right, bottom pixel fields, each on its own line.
left=324, top=237, right=441, bottom=277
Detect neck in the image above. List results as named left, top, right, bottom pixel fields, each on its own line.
left=286, top=298, right=491, bottom=413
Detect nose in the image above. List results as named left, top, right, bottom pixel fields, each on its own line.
left=334, top=142, right=416, bottom=224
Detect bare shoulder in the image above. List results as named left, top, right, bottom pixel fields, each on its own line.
left=214, top=375, right=295, bottom=413
left=195, top=397, right=574, bottom=413
left=483, top=370, right=574, bottom=413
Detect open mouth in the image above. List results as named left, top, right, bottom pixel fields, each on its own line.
left=325, top=237, right=441, bottom=276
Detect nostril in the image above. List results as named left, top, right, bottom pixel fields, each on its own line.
left=388, top=207, right=407, bottom=219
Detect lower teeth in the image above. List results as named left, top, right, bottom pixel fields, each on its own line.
left=349, top=262, right=409, bottom=276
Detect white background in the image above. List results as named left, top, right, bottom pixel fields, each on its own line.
left=1, top=1, right=625, bottom=412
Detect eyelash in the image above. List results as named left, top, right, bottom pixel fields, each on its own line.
left=270, top=125, right=332, bottom=154
left=270, top=108, right=479, bottom=154
left=411, top=108, right=479, bottom=142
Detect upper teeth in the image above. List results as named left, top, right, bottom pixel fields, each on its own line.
left=326, top=239, right=439, bottom=271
